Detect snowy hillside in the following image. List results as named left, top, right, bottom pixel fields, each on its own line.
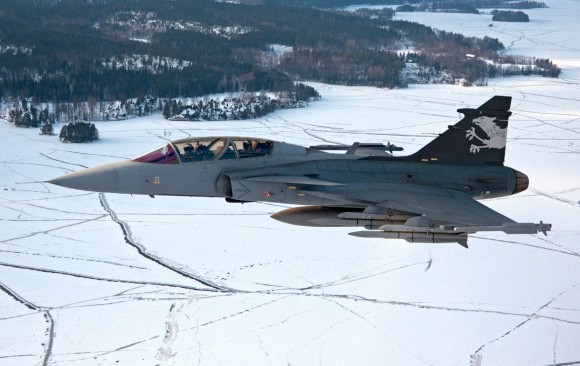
left=1, top=1, right=579, bottom=365
left=103, top=11, right=253, bottom=40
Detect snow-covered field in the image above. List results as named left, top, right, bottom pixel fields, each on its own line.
left=1, top=1, right=579, bottom=365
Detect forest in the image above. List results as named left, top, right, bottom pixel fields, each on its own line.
left=244, top=0, right=547, bottom=10
left=0, top=0, right=559, bottom=125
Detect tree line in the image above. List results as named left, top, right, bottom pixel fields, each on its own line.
left=492, top=10, right=530, bottom=22
left=247, top=0, right=547, bottom=10
left=163, top=83, right=320, bottom=121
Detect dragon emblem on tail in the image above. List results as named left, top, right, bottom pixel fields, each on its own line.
left=466, top=116, right=507, bottom=154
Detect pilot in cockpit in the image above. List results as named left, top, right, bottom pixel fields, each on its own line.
left=242, top=140, right=272, bottom=156
left=182, top=143, right=195, bottom=162
left=253, top=140, right=272, bottom=154
left=193, top=141, right=211, bottom=160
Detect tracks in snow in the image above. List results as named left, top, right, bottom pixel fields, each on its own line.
left=473, top=284, right=579, bottom=356
left=0, top=281, right=54, bottom=366
left=98, top=192, right=231, bottom=292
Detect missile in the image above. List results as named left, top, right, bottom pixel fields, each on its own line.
left=349, top=230, right=468, bottom=246
left=452, top=222, right=552, bottom=235
left=378, top=222, right=552, bottom=235
left=349, top=220, right=551, bottom=247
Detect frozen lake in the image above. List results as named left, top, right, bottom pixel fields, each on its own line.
left=1, top=1, right=579, bottom=365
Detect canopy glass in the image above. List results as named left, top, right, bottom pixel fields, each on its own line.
left=132, top=137, right=274, bottom=164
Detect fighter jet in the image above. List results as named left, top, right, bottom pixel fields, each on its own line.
left=49, top=96, right=551, bottom=247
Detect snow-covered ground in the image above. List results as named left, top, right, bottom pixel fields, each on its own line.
left=1, top=1, right=579, bottom=365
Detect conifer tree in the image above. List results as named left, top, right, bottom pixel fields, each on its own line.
left=40, top=122, right=54, bottom=136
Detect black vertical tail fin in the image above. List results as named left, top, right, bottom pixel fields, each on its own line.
left=412, top=96, right=512, bottom=165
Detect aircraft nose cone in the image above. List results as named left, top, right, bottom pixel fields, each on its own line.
left=49, top=161, right=127, bottom=193
left=513, top=169, right=529, bottom=194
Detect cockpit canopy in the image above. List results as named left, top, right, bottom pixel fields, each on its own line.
left=132, top=137, right=274, bottom=164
